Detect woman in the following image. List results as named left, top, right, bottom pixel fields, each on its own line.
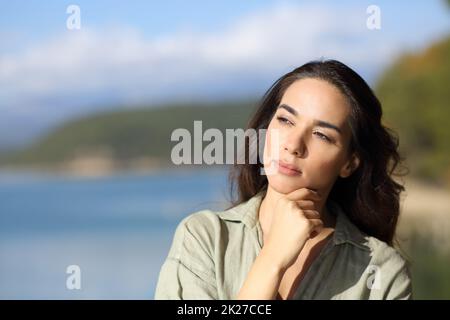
left=155, top=60, right=412, bottom=300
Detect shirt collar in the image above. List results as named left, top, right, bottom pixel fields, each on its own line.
left=218, top=190, right=369, bottom=251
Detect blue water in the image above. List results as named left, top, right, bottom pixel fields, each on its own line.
left=0, top=168, right=232, bottom=299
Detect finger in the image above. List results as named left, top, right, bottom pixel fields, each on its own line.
left=308, top=218, right=324, bottom=231
left=309, top=222, right=324, bottom=238
left=286, top=188, right=321, bottom=202
left=295, top=200, right=316, bottom=210
left=302, top=210, right=321, bottom=219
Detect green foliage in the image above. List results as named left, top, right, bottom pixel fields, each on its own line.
left=406, top=231, right=450, bottom=299
left=376, top=36, right=450, bottom=185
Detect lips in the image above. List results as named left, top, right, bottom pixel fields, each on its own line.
left=278, top=160, right=302, bottom=172
left=275, top=160, right=302, bottom=176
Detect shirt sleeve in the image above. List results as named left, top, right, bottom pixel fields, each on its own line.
left=366, top=240, right=413, bottom=300
left=385, top=259, right=413, bottom=300
left=154, top=214, right=218, bottom=300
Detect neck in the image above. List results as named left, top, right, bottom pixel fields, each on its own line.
left=259, top=185, right=335, bottom=235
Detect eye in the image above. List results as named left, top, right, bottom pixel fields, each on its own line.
left=313, top=131, right=332, bottom=143
left=276, top=116, right=293, bottom=126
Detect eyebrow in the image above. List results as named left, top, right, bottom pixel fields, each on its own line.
left=277, top=103, right=342, bottom=135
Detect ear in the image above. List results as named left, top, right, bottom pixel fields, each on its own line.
left=339, top=153, right=360, bottom=178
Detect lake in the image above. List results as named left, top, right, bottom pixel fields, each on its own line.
left=0, top=168, right=232, bottom=299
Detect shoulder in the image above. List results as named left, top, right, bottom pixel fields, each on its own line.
left=363, top=236, right=413, bottom=299
left=365, top=236, right=409, bottom=271
left=172, top=194, right=260, bottom=249
left=332, top=207, right=412, bottom=299
left=177, top=209, right=223, bottom=236
left=331, top=202, right=410, bottom=272
left=168, top=199, right=253, bottom=260
left=169, top=209, right=223, bottom=257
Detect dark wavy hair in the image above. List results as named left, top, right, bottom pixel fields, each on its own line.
left=228, top=59, right=408, bottom=246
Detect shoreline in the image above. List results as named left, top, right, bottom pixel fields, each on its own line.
left=0, top=159, right=232, bottom=179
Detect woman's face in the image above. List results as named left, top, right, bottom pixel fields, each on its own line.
left=263, top=78, right=359, bottom=195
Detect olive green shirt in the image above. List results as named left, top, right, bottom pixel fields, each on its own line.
left=155, top=191, right=412, bottom=300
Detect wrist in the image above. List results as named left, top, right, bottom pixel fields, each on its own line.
left=259, top=246, right=288, bottom=276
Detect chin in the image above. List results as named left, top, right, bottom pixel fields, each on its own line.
left=267, top=174, right=307, bottom=194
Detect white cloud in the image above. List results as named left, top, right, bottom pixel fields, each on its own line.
left=0, top=3, right=411, bottom=138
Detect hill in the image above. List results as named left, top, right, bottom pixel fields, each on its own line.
left=376, top=36, right=450, bottom=186
left=0, top=101, right=257, bottom=174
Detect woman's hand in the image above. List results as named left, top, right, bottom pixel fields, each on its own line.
left=236, top=188, right=324, bottom=299
left=262, top=188, right=323, bottom=272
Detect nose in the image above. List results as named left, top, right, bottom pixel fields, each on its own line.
left=283, top=133, right=306, bottom=157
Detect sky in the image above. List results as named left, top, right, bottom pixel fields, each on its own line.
left=0, top=0, right=449, bottom=149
